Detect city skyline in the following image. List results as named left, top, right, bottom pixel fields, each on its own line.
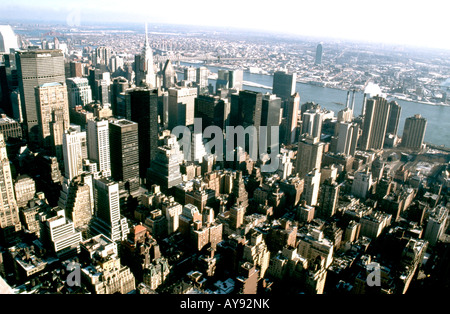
left=0, top=0, right=449, bottom=299
left=1, top=0, right=449, bottom=51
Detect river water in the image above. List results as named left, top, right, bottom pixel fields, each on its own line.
left=179, top=62, right=450, bottom=147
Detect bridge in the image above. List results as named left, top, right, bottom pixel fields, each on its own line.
left=154, top=54, right=257, bottom=64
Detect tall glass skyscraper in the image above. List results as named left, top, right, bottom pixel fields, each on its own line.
left=315, top=43, right=323, bottom=65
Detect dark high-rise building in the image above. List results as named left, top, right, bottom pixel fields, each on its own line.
left=315, top=43, right=323, bottom=65
left=318, top=180, right=340, bottom=219
left=283, top=92, right=300, bottom=145
left=261, top=93, right=281, bottom=148
left=401, top=114, right=427, bottom=150
left=194, top=94, right=230, bottom=131
left=69, top=61, right=83, bottom=78
left=95, top=79, right=109, bottom=105
left=228, top=90, right=262, bottom=155
left=111, top=77, right=129, bottom=117
left=126, top=88, right=159, bottom=181
left=272, top=70, right=296, bottom=101
left=386, top=101, right=402, bottom=136
left=360, top=96, right=391, bottom=151
left=216, top=70, right=231, bottom=91
left=0, top=65, right=13, bottom=117
left=109, top=119, right=140, bottom=193
left=230, top=90, right=262, bottom=129
left=16, top=50, right=65, bottom=143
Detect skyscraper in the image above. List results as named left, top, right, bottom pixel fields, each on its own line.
left=216, top=69, right=230, bottom=91
left=111, top=76, right=129, bottom=117
left=318, top=180, right=340, bottom=219
left=95, top=46, right=112, bottom=70
left=301, top=108, right=324, bottom=140
left=295, top=136, right=325, bottom=179
left=162, top=59, right=177, bottom=90
left=135, top=23, right=156, bottom=88
left=401, top=114, right=427, bottom=150
left=62, top=127, right=87, bottom=182
left=66, top=77, right=93, bottom=109
left=360, top=96, right=391, bottom=151
left=64, top=175, right=93, bottom=232
left=196, top=67, right=209, bottom=91
left=230, top=90, right=262, bottom=130
left=386, top=101, right=402, bottom=137
left=303, top=169, right=321, bottom=206
left=351, top=168, right=373, bottom=199
left=109, top=119, right=140, bottom=193
left=0, top=133, right=21, bottom=242
left=126, top=88, right=159, bottom=180
left=87, top=119, right=111, bottom=178
left=194, top=94, right=230, bottom=131
left=168, top=86, right=197, bottom=129
left=315, top=43, right=323, bottom=65
left=69, top=61, right=83, bottom=78
left=90, top=177, right=129, bottom=242
left=147, top=134, right=184, bottom=191
left=184, top=67, right=197, bottom=83
left=40, top=207, right=82, bottom=259
left=229, top=69, right=244, bottom=90
left=272, top=70, right=296, bottom=101
left=35, top=82, right=70, bottom=153
left=16, top=49, right=65, bottom=143
left=261, top=93, right=282, bottom=148
left=335, top=122, right=359, bottom=156
left=284, top=92, right=300, bottom=145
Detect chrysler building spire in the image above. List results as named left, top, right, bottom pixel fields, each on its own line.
left=135, top=22, right=156, bottom=88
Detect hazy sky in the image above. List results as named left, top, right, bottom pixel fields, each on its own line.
left=1, top=0, right=448, bottom=50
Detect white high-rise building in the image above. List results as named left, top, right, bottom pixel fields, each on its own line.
left=303, top=169, right=321, bottom=206
left=90, top=178, right=129, bottom=242
left=196, top=67, right=209, bottom=88
left=40, top=207, right=82, bottom=257
left=87, top=119, right=111, bottom=178
left=66, top=77, right=93, bottom=109
left=424, top=205, right=449, bottom=246
left=62, top=128, right=86, bottom=181
left=40, top=208, right=82, bottom=258
left=336, top=122, right=359, bottom=156
left=351, top=168, right=373, bottom=199
left=302, top=109, right=324, bottom=140
left=59, top=128, right=88, bottom=210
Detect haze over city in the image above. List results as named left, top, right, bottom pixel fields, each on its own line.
left=1, top=0, right=449, bottom=51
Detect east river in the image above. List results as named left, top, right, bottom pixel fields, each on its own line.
left=180, top=62, right=450, bottom=148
